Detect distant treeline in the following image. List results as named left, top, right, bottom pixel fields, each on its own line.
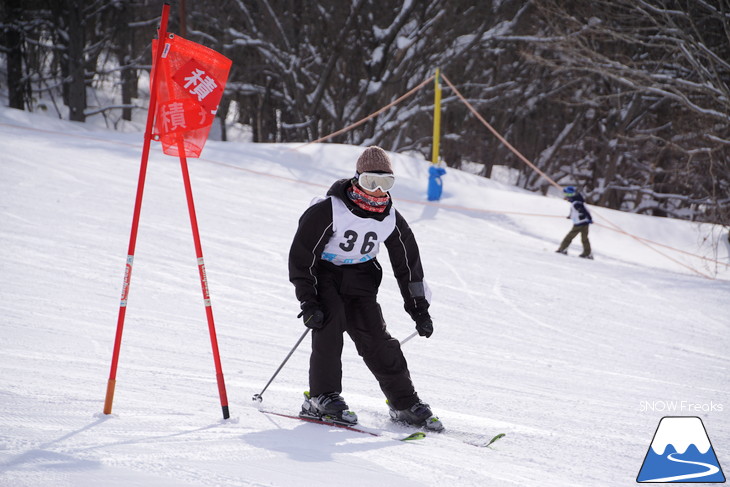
left=2, top=0, right=728, bottom=225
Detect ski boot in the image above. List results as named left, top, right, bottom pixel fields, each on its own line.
left=300, top=391, right=358, bottom=425
left=388, top=400, right=444, bottom=432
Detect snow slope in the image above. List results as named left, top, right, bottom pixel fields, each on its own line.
left=0, top=107, right=728, bottom=486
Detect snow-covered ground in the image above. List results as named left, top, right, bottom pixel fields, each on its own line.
left=1, top=106, right=728, bottom=486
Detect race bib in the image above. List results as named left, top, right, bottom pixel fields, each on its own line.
left=321, top=197, right=395, bottom=265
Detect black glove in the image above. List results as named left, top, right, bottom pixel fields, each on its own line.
left=414, top=312, right=433, bottom=338
left=405, top=296, right=432, bottom=338
left=298, top=302, right=324, bottom=330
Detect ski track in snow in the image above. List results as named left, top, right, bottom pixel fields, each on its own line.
left=1, top=108, right=729, bottom=486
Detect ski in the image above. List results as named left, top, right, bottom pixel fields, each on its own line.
left=445, top=429, right=506, bottom=448
left=486, top=433, right=506, bottom=447
left=259, top=408, right=504, bottom=448
left=259, top=409, right=426, bottom=442
left=388, top=420, right=506, bottom=449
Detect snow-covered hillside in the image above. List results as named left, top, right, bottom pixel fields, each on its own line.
left=1, top=106, right=728, bottom=486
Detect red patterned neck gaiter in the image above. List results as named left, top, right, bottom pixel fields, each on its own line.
left=347, top=183, right=390, bottom=213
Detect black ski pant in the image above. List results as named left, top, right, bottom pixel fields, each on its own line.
left=309, top=284, right=419, bottom=411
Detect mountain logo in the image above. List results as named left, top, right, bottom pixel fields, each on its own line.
left=637, top=416, right=725, bottom=483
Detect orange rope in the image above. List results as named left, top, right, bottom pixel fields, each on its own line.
left=590, top=220, right=726, bottom=267
left=4, top=78, right=727, bottom=279
left=440, top=74, right=562, bottom=191
left=591, top=213, right=714, bottom=279
left=392, top=190, right=725, bottom=273
left=292, top=74, right=435, bottom=150
left=439, top=73, right=721, bottom=279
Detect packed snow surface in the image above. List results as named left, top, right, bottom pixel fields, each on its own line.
left=1, top=107, right=728, bottom=486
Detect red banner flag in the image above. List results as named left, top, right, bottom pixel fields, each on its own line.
left=152, top=34, right=232, bottom=158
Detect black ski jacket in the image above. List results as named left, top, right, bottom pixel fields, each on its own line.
left=567, top=193, right=593, bottom=226
left=288, top=179, right=429, bottom=319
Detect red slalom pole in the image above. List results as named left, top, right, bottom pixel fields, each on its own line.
left=177, top=137, right=230, bottom=419
left=103, top=4, right=170, bottom=415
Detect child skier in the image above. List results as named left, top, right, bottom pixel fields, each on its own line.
left=556, top=186, right=593, bottom=258
left=288, top=146, right=443, bottom=431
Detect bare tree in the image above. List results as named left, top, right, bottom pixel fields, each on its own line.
left=1, top=0, right=29, bottom=109
left=503, top=0, right=730, bottom=224
left=190, top=0, right=527, bottom=152
left=1, top=0, right=157, bottom=123
left=4, top=0, right=727, bottom=224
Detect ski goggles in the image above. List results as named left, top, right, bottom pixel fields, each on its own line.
left=357, top=172, right=395, bottom=192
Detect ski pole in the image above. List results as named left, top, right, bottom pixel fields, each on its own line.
left=400, top=331, right=418, bottom=345
left=252, top=328, right=310, bottom=403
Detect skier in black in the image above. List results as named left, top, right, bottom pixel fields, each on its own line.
left=556, top=186, right=593, bottom=258
left=288, top=146, right=443, bottom=431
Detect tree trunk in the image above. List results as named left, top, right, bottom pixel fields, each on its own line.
left=2, top=0, right=26, bottom=109
left=116, top=1, right=136, bottom=121
left=64, top=0, right=86, bottom=122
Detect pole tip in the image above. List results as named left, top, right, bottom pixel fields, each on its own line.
left=252, top=394, right=263, bottom=403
